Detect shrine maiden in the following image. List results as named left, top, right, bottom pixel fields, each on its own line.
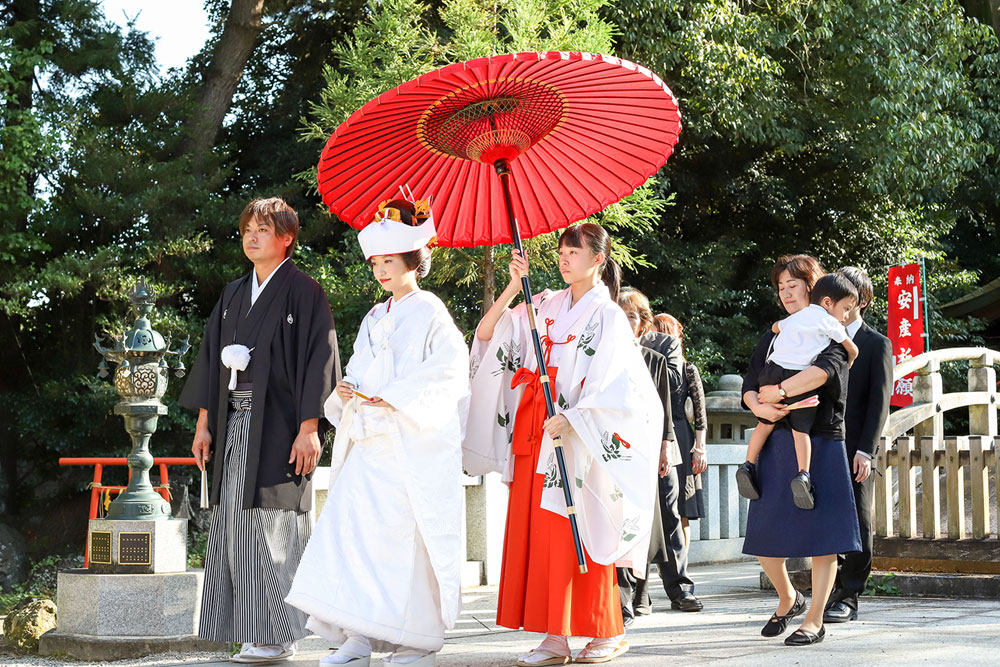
left=463, top=223, right=662, bottom=665
left=286, top=194, right=469, bottom=667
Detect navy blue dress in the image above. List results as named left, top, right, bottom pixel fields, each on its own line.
left=740, top=331, right=862, bottom=558
left=742, top=429, right=861, bottom=557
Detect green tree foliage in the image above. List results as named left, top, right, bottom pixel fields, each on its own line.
left=605, top=0, right=1000, bottom=379
left=2, top=0, right=999, bottom=529
left=0, top=1, right=223, bottom=520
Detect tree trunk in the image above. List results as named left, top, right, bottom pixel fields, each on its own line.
left=182, top=0, right=265, bottom=160
left=960, top=0, right=1000, bottom=38
left=482, top=245, right=495, bottom=315
left=9, top=0, right=39, bottom=230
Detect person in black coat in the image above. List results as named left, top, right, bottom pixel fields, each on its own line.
left=181, top=198, right=340, bottom=659
left=824, top=267, right=893, bottom=623
left=618, top=288, right=702, bottom=613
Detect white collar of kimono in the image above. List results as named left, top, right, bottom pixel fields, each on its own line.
left=250, top=257, right=290, bottom=307
left=547, top=282, right=608, bottom=343
left=373, top=289, right=421, bottom=320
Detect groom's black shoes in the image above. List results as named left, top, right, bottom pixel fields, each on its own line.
left=824, top=598, right=858, bottom=623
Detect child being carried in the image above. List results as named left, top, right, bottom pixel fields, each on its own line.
left=736, top=273, right=859, bottom=509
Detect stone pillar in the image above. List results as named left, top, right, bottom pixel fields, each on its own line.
left=464, top=474, right=508, bottom=585
left=689, top=374, right=758, bottom=565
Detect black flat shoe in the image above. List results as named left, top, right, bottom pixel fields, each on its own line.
left=761, top=590, right=806, bottom=637
left=785, top=626, right=825, bottom=646
left=823, top=601, right=858, bottom=623
left=790, top=471, right=815, bottom=510
left=670, top=592, right=704, bottom=612
left=735, top=461, right=760, bottom=500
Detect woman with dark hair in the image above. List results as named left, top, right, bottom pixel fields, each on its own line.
left=652, top=313, right=708, bottom=547
left=463, top=223, right=662, bottom=665
left=287, top=196, right=470, bottom=667
left=741, top=254, right=861, bottom=646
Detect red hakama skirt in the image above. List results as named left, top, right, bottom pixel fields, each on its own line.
left=495, top=366, right=623, bottom=638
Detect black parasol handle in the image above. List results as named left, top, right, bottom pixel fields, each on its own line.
left=494, top=158, right=588, bottom=575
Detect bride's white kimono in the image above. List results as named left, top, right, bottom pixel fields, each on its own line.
left=462, top=283, right=662, bottom=574
left=285, top=290, right=469, bottom=652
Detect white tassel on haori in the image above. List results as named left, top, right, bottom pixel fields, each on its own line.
left=220, top=344, right=252, bottom=390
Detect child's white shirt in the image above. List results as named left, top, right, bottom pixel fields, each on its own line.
left=767, top=304, right=848, bottom=370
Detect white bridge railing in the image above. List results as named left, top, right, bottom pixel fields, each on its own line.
left=874, top=348, right=1000, bottom=571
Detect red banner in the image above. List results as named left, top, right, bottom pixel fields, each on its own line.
left=887, top=263, right=925, bottom=407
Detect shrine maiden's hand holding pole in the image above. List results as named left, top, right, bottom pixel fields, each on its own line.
left=285, top=194, right=470, bottom=667
left=179, top=198, right=340, bottom=664
left=463, top=223, right=662, bottom=666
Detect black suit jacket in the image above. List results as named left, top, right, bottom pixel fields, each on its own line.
left=845, top=321, right=893, bottom=458
left=640, top=347, right=676, bottom=442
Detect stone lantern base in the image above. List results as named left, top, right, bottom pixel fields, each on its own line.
left=86, top=517, right=188, bottom=574
left=38, top=569, right=226, bottom=660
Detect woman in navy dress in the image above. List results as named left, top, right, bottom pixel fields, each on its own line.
left=741, top=254, right=861, bottom=646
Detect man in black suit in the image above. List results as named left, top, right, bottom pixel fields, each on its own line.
left=825, top=267, right=893, bottom=622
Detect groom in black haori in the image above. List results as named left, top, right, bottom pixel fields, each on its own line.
left=180, top=197, right=340, bottom=663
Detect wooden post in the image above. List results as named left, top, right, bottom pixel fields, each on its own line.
left=968, top=354, right=997, bottom=437
left=945, top=436, right=966, bottom=540
left=875, top=436, right=892, bottom=537
left=899, top=436, right=917, bottom=538
left=913, top=359, right=944, bottom=443
left=970, top=436, right=990, bottom=539
left=995, top=436, right=1000, bottom=540
left=920, top=435, right=941, bottom=539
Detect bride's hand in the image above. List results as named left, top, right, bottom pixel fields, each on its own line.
left=362, top=396, right=392, bottom=409
left=335, top=380, right=355, bottom=402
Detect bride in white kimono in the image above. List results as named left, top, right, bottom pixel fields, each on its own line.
left=463, top=223, right=662, bottom=666
left=286, top=196, right=469, bottom=667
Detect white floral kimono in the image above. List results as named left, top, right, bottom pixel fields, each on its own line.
left=286, top=290, right=469, bottom=652
left=463, top=283, right=662, bottom=573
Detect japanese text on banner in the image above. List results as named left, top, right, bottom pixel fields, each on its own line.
left=887, top=263, right=925, bottom=407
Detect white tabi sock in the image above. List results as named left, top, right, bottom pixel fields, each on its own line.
left=519, top=634, right=570, bottom=664
left=320, top=634, right=372, bottom=665
left=386, top=646, right=432, bottom=664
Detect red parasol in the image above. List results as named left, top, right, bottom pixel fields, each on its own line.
left=318, top=51, right=680, bottom=246
left=318, top=51, right=681, bottom=574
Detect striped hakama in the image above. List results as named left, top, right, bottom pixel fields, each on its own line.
left=198, top=390, right=312, bottom=644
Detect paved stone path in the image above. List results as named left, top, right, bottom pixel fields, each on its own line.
left=5, top=561, right=1000, bottom=666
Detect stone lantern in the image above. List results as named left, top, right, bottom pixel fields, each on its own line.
left=41, top=278, right=222, bottom=660
left=93, top=276, right=189, bottom=521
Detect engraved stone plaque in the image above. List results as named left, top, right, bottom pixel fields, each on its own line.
left=89, top=531, right=112, bottom=565
left=118, top=532, right=152, bottom=566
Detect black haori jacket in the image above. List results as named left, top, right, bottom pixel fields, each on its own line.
left=180, top=260, right=340, bottom=512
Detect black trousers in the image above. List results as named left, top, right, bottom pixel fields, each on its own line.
left=617, top=467, right=693, bottom=613
left=832, top=468, right=874, bottom=606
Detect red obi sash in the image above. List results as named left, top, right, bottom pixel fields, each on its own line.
left=508, top=318, right=576, bottom=457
